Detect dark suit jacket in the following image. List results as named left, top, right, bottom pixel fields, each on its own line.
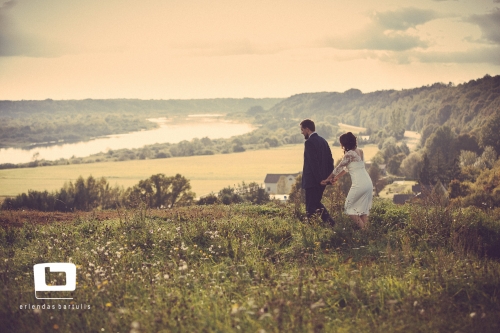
left=302, top=133, right=334, bottom=189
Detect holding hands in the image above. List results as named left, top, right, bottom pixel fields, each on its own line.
left=321, top=175, right=336, bottom=186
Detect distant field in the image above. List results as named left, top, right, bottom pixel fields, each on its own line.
left=379, top=180, right=418, bottom=199
left=338, top=123, right=366, bottom=134
left=338, top=123, right=421, bottom=151
left=0, top=144, right=379, bottom=198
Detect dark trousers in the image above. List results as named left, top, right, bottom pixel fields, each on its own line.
left=305, top=186, right=334, bottom=224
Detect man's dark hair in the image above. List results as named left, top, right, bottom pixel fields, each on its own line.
left=300, top=119, right=315, bottom=132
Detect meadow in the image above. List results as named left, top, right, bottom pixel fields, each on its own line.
left=1, top=196, right=499, bottom=332
left=379, top=181, right=417, bottom=199
left=0, top=144, right=380, bottom=198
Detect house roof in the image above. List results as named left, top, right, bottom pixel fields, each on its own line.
left=393, top=194, right=414, bottom=204
left=264, top=173, right=300, bottom=183
left=412, top=184, right=433, bottom=193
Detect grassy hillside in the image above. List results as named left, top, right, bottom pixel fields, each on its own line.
left=1, top=199, right=499, bottom=332
left=0, top=144, right=380, bottom=198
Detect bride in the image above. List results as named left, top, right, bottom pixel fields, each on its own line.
left=321, top=132, right=373, bottom=229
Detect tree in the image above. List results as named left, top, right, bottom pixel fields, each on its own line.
left=400, top=152, right=423, bottom=180
left=420, top=123, right=438, bottom=147
left=238, top=182, right=270, bottom=204
left=166, top=174, right=195, bottom=207
left=197, top=193, right=219, bottom=205
left=476, top=146, right=498, bottom=169
left=480, top=113, right=500, bottom=156
left=218, top=186, right=243, bottom=205
left=127, top=174, right=194, bottom=208
left=456, top=133, right=481, bottom=154
left=459, top=150, right=478, bottom=167
left=386, top=153, right=406, bottom=175
left=419, top=153, right=432, bottom=185
left=424, top=125, right=459, bottom=184
left=386, top=109, right=405, bottom=140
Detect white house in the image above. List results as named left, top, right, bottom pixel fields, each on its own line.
left=264, top=173, right=301, bottom=195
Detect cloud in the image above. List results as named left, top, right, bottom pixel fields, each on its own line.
left=324, top=7, right=441, bottom=51
left=0, top=0, right=67, bottom=57
left=466, top=9, right=500, bottom=45
left=373, top=7, right=441, bottom=30
left=376, top=46, right=500, bottom=66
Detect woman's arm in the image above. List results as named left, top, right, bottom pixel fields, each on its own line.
left=332, top=170, right=347, bottom=182
left=321, top=151, right=355, bottom=185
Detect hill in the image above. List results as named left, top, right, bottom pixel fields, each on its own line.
left=269, top=74, right=500, bottom=135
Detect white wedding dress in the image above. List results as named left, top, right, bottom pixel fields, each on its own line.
left=332, top=149, right=373, bottom=215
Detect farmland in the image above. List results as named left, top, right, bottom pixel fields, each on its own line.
left=0, top=144, right=380, bottom=198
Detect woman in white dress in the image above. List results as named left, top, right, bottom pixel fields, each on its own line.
left=321, top=132, right=373, bottom=229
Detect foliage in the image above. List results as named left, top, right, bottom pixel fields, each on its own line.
left=386, top=109, right=405, bottom=140
left=480, top=112, right=500, bottom=156
left=213, top=182, right=270, bottom=206
left=455, top=160, right=500, bottom=208
left=126, top=174, right=195, bottom=208
left=400, top=152, right=423, bottom=180
left=1, top=174, right=195, bottom=211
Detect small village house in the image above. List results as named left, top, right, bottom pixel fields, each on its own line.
left=264, top=173, right=301, bottom=195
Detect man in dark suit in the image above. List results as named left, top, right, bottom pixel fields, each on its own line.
left=300, top=119, right=335, bottom=226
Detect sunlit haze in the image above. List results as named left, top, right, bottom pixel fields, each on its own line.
left=0, top=0, right=499, bottom=100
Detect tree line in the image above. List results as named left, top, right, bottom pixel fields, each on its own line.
left=1, top=174, right=270, bottom=212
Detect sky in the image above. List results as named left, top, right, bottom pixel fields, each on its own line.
left=0, top=0, right=499, bottom=100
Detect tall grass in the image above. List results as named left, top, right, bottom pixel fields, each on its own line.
left=1, top=199, right=499, bottom=332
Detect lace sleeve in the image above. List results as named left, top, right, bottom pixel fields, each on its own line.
left=332, top=150, right=361, bottom=177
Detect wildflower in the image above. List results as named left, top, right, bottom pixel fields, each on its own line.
left=106, top=302, right=112, bottom=307
left=470, top=312, right=476, bottom=318
left=311, top=299, right=325, bottom=309
left=179, top=260, right=188, bottom=271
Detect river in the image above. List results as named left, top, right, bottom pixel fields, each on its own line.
left=0, top=116, right=255, bottom=164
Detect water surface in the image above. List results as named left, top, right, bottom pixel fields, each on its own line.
left=0, top=116, right=254, bottom=164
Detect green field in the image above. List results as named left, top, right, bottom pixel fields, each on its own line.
left=2, top=201, right=499, bottom=332
left=0, top=144, right=380, bottom=198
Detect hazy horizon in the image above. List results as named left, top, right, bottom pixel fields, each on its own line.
left=1, top=0, right=499, bottom=100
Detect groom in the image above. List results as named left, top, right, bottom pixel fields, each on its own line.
left=300, top=119, right=335, bottom=226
